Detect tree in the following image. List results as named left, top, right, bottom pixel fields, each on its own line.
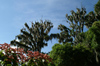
left=94, top=0, right=100, bottom=20
left=83, top=21, right=100, bottom=64
left=65, top=7, right=99, bottom=44
left=11, top=20, right=53, bottom=52
left=85, top=11, right=96, bottom=28
left=74, top=0, right=100, bottom=45
left=74, top=21, right=100, bottom=65
left=66, top=7, right=86, bottom=39
left=57, top=24, right=73, bottom=43
left=74, top=32, right=85, bottom=44
left=85, top=0, right=100, bottom=28
left=49, top=43, right=96, bottom=66
left=50, top=21, right=100, bottom=65
left=50, top=24, right=73, bottom=44
left=51, top=8, right=87, bottom=44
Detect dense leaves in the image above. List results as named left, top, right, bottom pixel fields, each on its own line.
left=57, top=24, right=73, bottom=43
left=66, top=8, right=86, bottom=38
left=49, top=43, right=96, bottom=66
left=85, top=11, right=96, bottom=28
left=0, top=43, right=53, bottom=66
left=11, top=20, right=53, bottom=52
left=56, top=7, right=88, bottom=44
left=82, top=21, right=100, bottom=64
left=94, top=0, right=100, bottom=20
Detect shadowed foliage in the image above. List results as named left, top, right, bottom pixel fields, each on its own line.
left=66, top=7, right=86, bottom=38
left=11, top=20, right=53, bottom=52
left=94, top=0, right=100, bottom=20
left=49, top=43, right=97, bottom=66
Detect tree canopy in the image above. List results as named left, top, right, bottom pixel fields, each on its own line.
left=49, top=43, right=97, bottom=66
left=11, top=20, right=53, bottom=52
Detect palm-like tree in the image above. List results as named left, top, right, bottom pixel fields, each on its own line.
left=57, top=24, right=73, bottom=43
left=49, top=24, right=73, bottom=44
left=85, top=0, right=100, bottom=28
left=11, top=20, right=53, bottom=52
left=66, top=7, right=86, bottom=39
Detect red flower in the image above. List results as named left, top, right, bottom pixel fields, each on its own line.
left=0, top=43, right=53, bottom=64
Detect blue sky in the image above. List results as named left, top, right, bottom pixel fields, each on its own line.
left=0, top=0, right=98, bottom=53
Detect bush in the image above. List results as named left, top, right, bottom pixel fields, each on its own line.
left=49, top=43, right=95, bottom=66
left=0, top=43, right=53, bottom=66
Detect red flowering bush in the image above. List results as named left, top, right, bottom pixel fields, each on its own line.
left=0, top=43, right=53, bottom=66
left=24, top=51, right=52, bottom=66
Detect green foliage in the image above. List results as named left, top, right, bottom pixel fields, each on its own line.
left=74, top=21, right=100, bottom=49
left=0, top=61, right=4, bottom=66
left=66, top=8, right=86, bottom=37
left=7, top=64, right=12, bottom=66
left=22, top=58, right=52, bottom=66
left=85, top=11, right=96, bottom=28
left=84, top=21, right=100, bottom=49
left=85, top=0, right=100, bottom=28
left=76, top=21, right=100, bottom=64
left=74, top=32, right=86, bottom=44
left=95, top=0, right=100, bottom=13
left=0, top=50, right=5, bottom=60
left=94, top=0, right=100, bottom=20
left=92, top=21, right=100, bottom=28
left=0, top=51, right=5, bottom=66
left=26, top=59, right=37, bottom=66
left=58, top=24, right=73, bottom=43
left=56, top=7, right=92, bottom=44
left=49, top=43, right=94, bottom=66
left=0, top=50, right=18, bottom=66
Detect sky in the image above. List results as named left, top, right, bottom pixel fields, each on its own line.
left=0, top=0, right=98, bottom=53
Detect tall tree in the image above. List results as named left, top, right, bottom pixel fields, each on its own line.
left=11, top=20, right=53, bottom=52
left=75, top=21, right=100, bottom=64
left=85, top=11, right=96, bottom=28
left=94, top=0, right=100, bottom=20
left=57, top=24, right=73, bottom=43
left=50, top=24, right=73, bottom=44
left=75, top=0, right=100, bottom=44
left=52, top=8, right=87, bottom=44
left=84, top=21, right=100, bottom=64
left=85, top=0, right=100, bottom=28
left=56, top=7, right=87, bottom=44
left=66, top=7, right=86, bottom=39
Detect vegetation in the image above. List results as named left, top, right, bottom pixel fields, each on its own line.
left=50, top=43, right=96, bottom=66
left=49, top=0, right=100, bottom=66
left=11, top=20, right=53, bottom=52
left=49, top=21, right=100, bottom=66
left=94, top=0, right=100, bottom=20
left=0, top=43, right=53, bottom=66
left=0, top=0, right=100, bottom=66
